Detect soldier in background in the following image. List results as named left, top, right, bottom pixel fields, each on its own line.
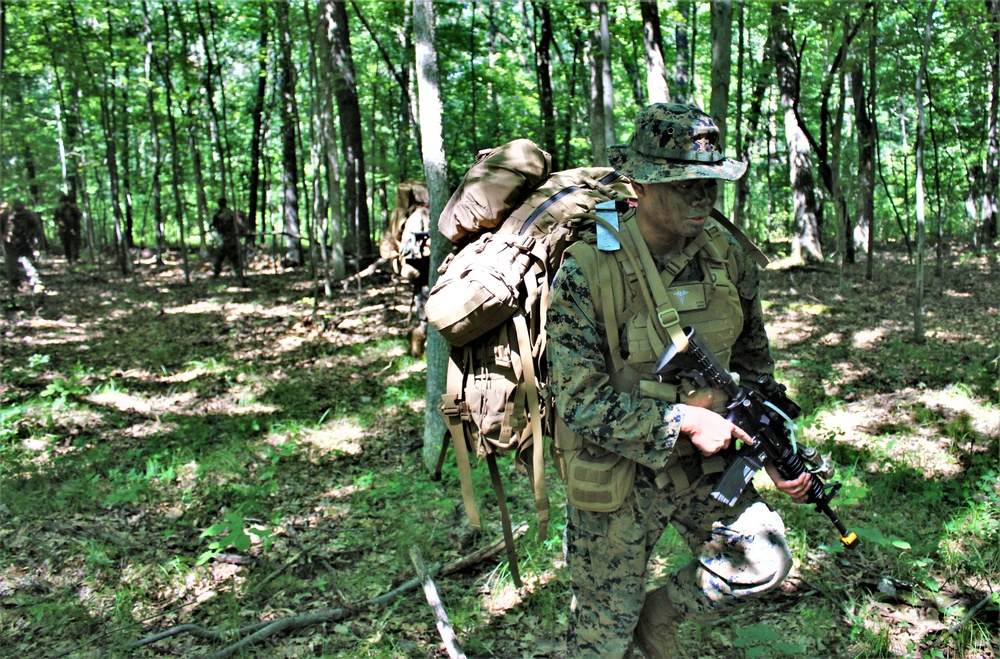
left=2, top=200, right=45, bottom=292
left=211, top=197, right=246, bottom=285
left=53, top=194, right=83, bottom=263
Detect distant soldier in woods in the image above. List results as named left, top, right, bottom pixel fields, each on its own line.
left=53, top=194, right=83, bottom=263
left=211, top=197, right=246, bottom=285
left=2, top=200, right=45, bottom=293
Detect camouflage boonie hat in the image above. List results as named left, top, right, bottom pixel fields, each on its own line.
left=607, top=103, right=747, bottom=184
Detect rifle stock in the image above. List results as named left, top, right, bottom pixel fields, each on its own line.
left=656, top=326, right=858, bottom=548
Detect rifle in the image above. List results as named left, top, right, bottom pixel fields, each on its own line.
left=655, top=326, right=859, bottom=548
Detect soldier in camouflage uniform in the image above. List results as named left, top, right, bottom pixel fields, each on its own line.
left=53, top=194, right=83, bottom=264
left=546, top=104, right=813, bottom=659
left=211, top=197, right=246, bottom=285
left=2, top=200, right=45, bottom=292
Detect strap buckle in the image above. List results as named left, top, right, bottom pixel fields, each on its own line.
left=657, top=307, right=680, bottom=330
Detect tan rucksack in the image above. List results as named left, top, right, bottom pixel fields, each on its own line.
left=425, top=139, right=635, bottom=586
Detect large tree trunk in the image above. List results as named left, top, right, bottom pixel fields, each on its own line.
left=325, top=0, right=371, bottom=264
left=641, top=0, right=669, bottom=104
left=413, top=0, right=450, bottom=469
left=710, top=0, right=732, bottom=212
left=771, top=2, right=823, bottom=264
left=276, top=0, right=303, bottom=266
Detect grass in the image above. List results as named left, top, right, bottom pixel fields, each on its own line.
left=1, top=254, right=998, bottom=657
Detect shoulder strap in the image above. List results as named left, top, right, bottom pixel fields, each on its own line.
left=709, top=208, right=770, bottom=269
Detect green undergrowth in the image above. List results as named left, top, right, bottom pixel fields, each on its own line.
left=2, top=260, right=998, bottom=658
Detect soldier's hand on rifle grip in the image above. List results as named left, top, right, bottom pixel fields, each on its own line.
left=765, top=463, right=813, bottom=504
left=679, top=404, right=752, bottom=456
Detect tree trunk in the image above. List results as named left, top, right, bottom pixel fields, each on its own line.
left=673, top=1, right=690, bottom=102
left=710, top=0, right=732, bottom=212
left=913, top=0, right=937, bottom=343
left=194, top=0, right=228, bottom=205
left=588, top=2, right=608, bottom=166
left=851, top=64, right=875, bottom=267
left=770, top=2, right=823, bottom=264
left=413, top=0, right=451, bottom=469
left=160, top=1, right=191, bottom=283
left=275, top=0, right=303, bottom=266
left=640, top=0, right=669, bottom=104
left=984, top=0, right=1000, bottom=243
left=534, top=2, right=557, bottom=166
left=318, top=4, right=346, bottom=281
left=141, top=0, right=165, bottom=263
left=248, top=3, right=268, bottom=244
left=98, top=2, right=131, bottom=276
left=325, top=0, right=371, bottom=263
left=184, top=94, right=210, bottom=254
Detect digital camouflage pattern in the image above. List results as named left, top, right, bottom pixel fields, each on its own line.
left=212, top=198, right=245, bottom=283
left=547, top=218, right=790, bottom=658
left=2, top=201, right=45, bottom=290
left=54, top=195, right=82, bottom=263
left=607, top=104, right=748, bottom=184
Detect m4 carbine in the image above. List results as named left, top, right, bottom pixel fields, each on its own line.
left=655, top=326, right=858, bottom=548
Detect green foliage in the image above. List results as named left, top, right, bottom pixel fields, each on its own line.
left=733, top=623, right=805, bottom=658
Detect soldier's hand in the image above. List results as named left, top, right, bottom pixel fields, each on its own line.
left=765, top=464, right=812, bottom=503
left=678, top=404, right=751, bottom=456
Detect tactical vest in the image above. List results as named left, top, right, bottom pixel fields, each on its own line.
left=555, top=204, right=747, bottom=508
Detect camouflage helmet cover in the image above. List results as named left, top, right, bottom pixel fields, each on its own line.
left=607, top=103, right=747, bottom=184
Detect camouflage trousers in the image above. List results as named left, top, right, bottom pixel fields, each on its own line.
left=565, top=462, right=792, bottom=658
left=5, top=251, right=42, bottom=291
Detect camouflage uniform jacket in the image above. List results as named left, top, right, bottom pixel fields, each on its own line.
left=546, top=212, right=773, bottom=472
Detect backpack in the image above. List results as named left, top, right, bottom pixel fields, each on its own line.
left=425, top=139, right=635, bottom=586
left=380, top=181, right=431, bottom=287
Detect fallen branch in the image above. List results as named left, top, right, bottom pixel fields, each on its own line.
left=412, top=545, right=467, bottom=659
left=130, top=523, right=528, bottom=658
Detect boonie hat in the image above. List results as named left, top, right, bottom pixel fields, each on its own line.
left=607, top=103, right=747, bottom=184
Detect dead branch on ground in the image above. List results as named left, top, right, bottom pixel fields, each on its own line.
left=130, top=522, right=528, bottom=659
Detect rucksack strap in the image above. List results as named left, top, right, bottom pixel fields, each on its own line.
left=709, top=208, right=770, bottom=269
left=439, top=356, right=482, bottom=531
left=511, top=312, right=549, bottom=540
left=485, top=451, right=523, bottom=588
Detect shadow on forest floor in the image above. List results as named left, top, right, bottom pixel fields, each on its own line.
left=1, top=247, right=998, bottom=658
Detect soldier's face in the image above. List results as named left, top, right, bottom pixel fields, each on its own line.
left=634, top=178, right=718, bottom=251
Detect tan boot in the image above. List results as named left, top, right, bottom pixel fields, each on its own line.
left=633, top=586, right=688, bottom=659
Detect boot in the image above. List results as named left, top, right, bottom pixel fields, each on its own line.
left=633, top=586, right=688, bottom=659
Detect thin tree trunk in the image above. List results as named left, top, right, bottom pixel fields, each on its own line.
left=852, top=63, right=875, bottom=269
left=913, top=0, right=937, bottom=343
left=275, top=0, right=303, bottom=266
left=325, top=0, right=371, bottom=264
left=413, top=0, right=451, bottom=469
left=141, top=0, right=165, bottom=264
left=535, top=2, right=556, bottom=166
left=248, top=3, right=268, bottom=244
left=318, top=4, right=346, bottom=281
left=984, top=0, right=1000, bottom=243
left=710, top=0, right=732, bottom=212
left=588, top=1, right=608, bottom=166
left=161, top=0, right=191, bottom=284
left=673, top=1, right=690, bottom=103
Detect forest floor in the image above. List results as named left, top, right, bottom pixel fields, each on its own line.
left=1, top=245, right=998, bottom=659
